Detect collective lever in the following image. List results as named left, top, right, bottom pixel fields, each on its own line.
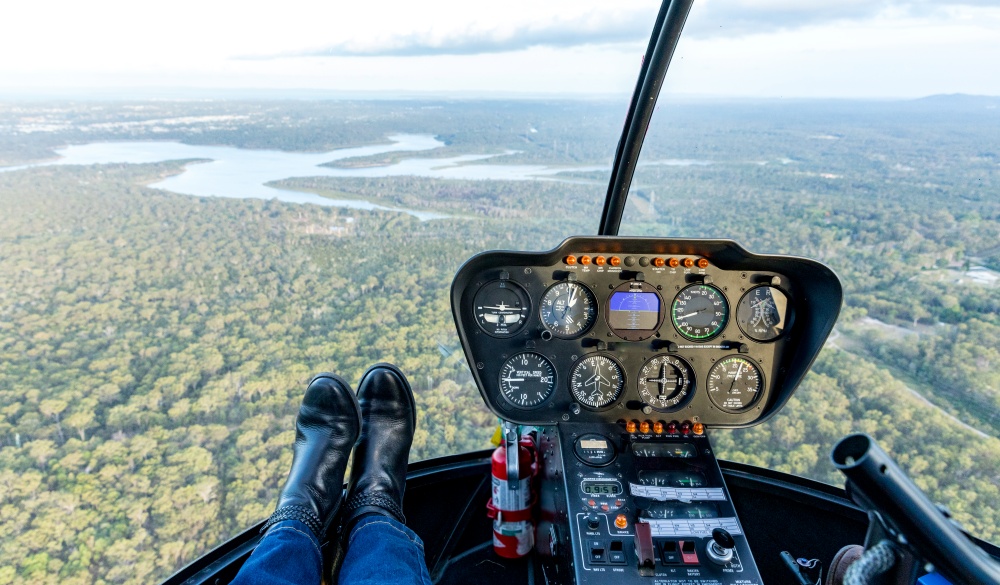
left=706, top=528, right=736, bottom=565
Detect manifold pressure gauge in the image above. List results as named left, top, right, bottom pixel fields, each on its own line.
left=570, top=355, right=625, bottom=409
left=499, top=352, right=556, bottom=409
left=707, top=356, right=763, bottom=412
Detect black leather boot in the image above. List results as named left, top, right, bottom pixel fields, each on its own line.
left=261, top=373, right=362, bottom=541
left=342, top=363, right=416, bottom=532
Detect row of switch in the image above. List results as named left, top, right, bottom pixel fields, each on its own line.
left=659, top=539, right=700, bottom=565
left=589, top=539, right=627, bottom=565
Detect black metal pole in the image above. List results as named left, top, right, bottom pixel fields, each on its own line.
left=599, top=0, right=695, bottom=236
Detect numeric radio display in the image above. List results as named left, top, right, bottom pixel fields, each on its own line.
left=582, top=480, right=622, bottom=495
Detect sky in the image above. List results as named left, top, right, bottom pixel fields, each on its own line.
left=1, top=0, right=999, bottom=98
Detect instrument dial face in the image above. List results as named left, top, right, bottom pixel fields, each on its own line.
left=707, top=356, right=764, bottom=412
left=570, top=355, right=625, bottom=409
left=498, top=352, right=556, bottom=409
left=671, top=284, right=730, bottom=341
left=737, top=285, right=790, bottom=342
left=540, top=282, right=597, bottom=338
left=473, top=280, right=530, bottom=338
left=636, top=354, right=695, bottom=411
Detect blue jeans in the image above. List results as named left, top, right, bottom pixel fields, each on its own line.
left=231, top=516, right=432, bottom=585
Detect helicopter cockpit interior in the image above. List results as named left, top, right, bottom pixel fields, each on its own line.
left=138, top=1, right=1000, bottom=584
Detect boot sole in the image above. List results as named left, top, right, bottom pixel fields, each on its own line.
left=357, top=362, right=417, bottom=429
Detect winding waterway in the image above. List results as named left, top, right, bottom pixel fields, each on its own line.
left=2, top=134, right=710, bottom=220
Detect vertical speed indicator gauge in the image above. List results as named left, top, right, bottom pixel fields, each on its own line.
left=671, top=284, right=729, bottom=341
left=540, top=282, right=597, bottom=338
left=570, top=355, right=624, bottom=409
left=473, top=280, right=530, bottom=338
left=499, top=352, right=556, bottom=409
left=707, top=356, right=763, bottom=412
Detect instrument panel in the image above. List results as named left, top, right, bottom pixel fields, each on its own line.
left=451, top=237, right=841, bottom=427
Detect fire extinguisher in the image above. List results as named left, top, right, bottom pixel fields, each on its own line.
left=486, top=423, right=538, bottom=559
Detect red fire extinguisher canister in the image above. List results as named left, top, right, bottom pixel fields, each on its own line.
left=487, top=433, right=537, bottom=559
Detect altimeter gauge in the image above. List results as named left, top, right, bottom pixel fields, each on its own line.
left=499, top=352, right=556, bottom=409
left=671, top=284, right=729, bottom=341
left=570, top=355, right=625, bottom=409
left=540, top=281, right=597, bottom=338
left=736, top=285, right=791, bottom=342
left=707, top=356, right=763, bottom=412
left=637, top=354, right=695, bottom=411
left=473, top=280, right=530, bottom=338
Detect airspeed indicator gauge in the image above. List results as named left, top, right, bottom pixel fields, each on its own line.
left=499, top=352, right=556, bottom=409
left=671, top=284, right=729, bottom=341
left=540, top=282, right=597, bottom=338
left=707, top=356, right=763, bottom=412
left=570, top=355, right=625, bottom=409
left=473, top=280, right=530, bottom=338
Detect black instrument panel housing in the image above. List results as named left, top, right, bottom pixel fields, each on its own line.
left=451, top=237, right=841, bottom=427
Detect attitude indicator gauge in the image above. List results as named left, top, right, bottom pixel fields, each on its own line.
left=473, top=280, right=530, bottom=338
left=737, top=285, right=791, bottom=342
left=570, top=355, right=625, bottom=409
left=671, top=284, right=729, bottom=341
left=499, top=352, right=556, bottom=409
left=637, top=354, right=695, bottom=411
left=540, top=281, right=597, bottom=338
left=707, top=356, right=764, bottom=412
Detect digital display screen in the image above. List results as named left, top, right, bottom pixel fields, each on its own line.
left=579, top=439, right=609, bottom=450
left=582, top=481, right=622, bottom=495
left=608, top=292, right=660, bottom=330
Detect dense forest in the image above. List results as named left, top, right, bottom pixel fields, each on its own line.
left=0, top=98, right=998, bottom=584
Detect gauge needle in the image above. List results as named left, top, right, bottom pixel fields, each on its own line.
left=677, top=309, right=706, bottom=319
left=728, top=363, right=744, bottom=394
left=502, top=377, right=525, bottom=382
left=567, top=287, right=577, bottom=307
left=483, top=304, right=511, bottom=310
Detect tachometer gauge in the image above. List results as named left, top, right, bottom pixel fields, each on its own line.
left=474, top=280, right=530, bottom=338
left=671, top=284, right=729, bottom=341
left=570, top=355, right=624, bottom=409
left=637, top=354, right=695, bottom=411
left=707, top=356, right=763, bottom=412
left=499, top=352, right=556, bottom=409
left=540, top=281, right=597, bottom=338
left=736, top=285, right=791, bottom=342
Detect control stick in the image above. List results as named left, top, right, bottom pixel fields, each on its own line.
left=706, top=528, right=735, bottom=565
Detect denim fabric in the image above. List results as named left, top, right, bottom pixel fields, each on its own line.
left=229, top=516, right=431, bottom=585
left=337, top=515, right=433, bottom=585
left=230, top=520, right=322, bottom=585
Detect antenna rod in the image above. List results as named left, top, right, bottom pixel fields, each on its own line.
left=599, top=0, right=694, bottom=236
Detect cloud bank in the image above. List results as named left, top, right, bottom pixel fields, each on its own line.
left=245, top=1, right=997, bottom=59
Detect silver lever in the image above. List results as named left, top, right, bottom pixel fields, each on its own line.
left=503, top=420, right=519, bottom=491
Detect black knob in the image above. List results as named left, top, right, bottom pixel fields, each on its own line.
left=587, top=515, right=601, bottom=531
left=712, top=528, right=735, bottom=550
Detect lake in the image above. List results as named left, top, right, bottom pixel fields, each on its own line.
left=2, top=134, right=710, bottom=220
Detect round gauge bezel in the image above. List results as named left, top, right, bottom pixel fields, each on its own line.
left=671, top=283, right=730, bottom=342
left=473, top=279, right=531, bottom=338
left=736, top=284, right=793, bottom=343
left=605, top=281, right=665, bottom=342
left=497, top=351, right=557, bottom=410
left=539, top=281, right=598, bottom=339
left=569, top=354, right=626, bottom=410
left=636, top=353, right=696, bottom=412
left=706, top=355, right=765, bottom=413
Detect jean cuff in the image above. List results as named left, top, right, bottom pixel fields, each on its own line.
left=347, top=514, right=425, bottom=551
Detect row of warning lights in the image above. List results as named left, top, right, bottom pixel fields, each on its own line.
left=622, top=419, right=705, bottom=436
left=565, top=255, right=710, bottom=269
